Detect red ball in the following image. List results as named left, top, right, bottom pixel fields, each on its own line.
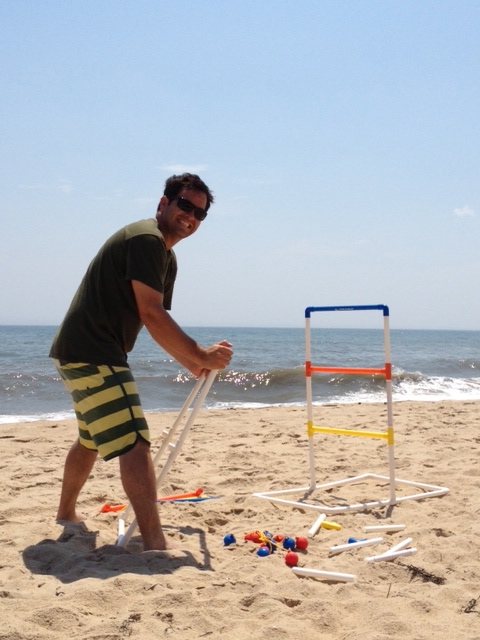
left=295, top=536, right=309, bottom=550
left=244, top=532, right=261, bottom=543
left=285, top=552, right=299, bottom=567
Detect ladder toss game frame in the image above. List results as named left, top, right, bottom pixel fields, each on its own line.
left=253, top=305, right=449, bottom=514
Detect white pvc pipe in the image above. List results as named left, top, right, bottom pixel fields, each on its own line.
left=387, top=431, right=396, bottom=504
left=329, top=537, right=383, bottom=555
left=365, top=547, right=417, bottom=563
left=253, top=494, right=320, bottom=509
left=383, top=313, right=397, bottom=506
left=308, top=513, right=326, bottom=536
left=117, top=371, right=217, bottom=548
left=386, top=537, right=413, bottom=554
left=364, top=537, right=413, bottom=562
left=254, top=491, right=397, bottom=513
left=118, top=373, right=208, bottom=528
left=151, top=374, right=207, bottom=466
left=363, top=524, right=406, bottom=533
left=292, top=567, right=355, bottom=582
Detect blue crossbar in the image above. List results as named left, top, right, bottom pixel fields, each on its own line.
left=305, top=305, right=389, bottom=318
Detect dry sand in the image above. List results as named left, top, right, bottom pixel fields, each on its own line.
left=1, top=400, right=480, bottom=639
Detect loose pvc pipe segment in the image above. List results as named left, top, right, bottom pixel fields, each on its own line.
left=292, top=567, right=355, bottom=582
left=308, top=514, right=326, bottom=536
left=329, top=537, right=383, bottom=555
left=388, top=537, right=413, bottom=554
left=365, top=547, right=417, bottom=563
left=364, top=537, right=413, bottom=562
left=363, top=524, right=406, bottom=532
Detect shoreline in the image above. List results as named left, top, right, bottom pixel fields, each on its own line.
left=2, top=395, right=480, bottom=426
left=2, top=400, right=480, bottom=638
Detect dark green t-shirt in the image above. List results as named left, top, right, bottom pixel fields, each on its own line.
left=50, top=219, right=177, bottom=366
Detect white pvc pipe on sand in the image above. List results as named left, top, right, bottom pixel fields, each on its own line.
left=308, top=514, right=326, bottom=536
left=292, top=567, right=355, bottom=582
left=363, top=524, right=406, bottom=533
left=387, top=537, right=413, bottom=554
left=329, top=537, right=383, bottom=555
left=365, top=547, right=417, bottom=563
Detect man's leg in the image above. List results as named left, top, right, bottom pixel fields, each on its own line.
left=56, top=439, right=98, bottom=522
left=119, top=439, right=168, bottom=551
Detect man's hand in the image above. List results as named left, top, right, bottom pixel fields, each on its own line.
left=202, top=340, right=233, bottom=370
left=171, top=340, right=233, bottom=378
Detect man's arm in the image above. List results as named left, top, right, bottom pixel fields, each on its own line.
left=131, top=280, right=232, bottom=377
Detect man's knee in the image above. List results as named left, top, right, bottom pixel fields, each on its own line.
left=119, top=436, right=151, bottom=466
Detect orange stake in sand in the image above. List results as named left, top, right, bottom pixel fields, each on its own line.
left=101, top=503, right=126, bottom=513
left=101, top=488, right=204, bottom=513
left=157, top=488, right=203, bottom=502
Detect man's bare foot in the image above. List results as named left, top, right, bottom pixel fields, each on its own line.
left=56, top=512, right=87, bottom=524
left=141, top=545, right=180, bottom=555
left=142, top=534, right=177, bottom=552
left=143, top=541, right=170, bottom=552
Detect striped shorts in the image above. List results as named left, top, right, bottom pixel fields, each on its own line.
left=54, top=360, right=150, bottom=461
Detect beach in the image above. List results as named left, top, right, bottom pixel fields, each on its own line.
left=1, top=400, right=480, bottom=639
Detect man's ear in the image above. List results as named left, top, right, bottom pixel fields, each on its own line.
left=157, top=195, right=168, bottom=213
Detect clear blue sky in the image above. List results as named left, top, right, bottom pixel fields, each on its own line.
left=1, top=1, right=479, bottom=330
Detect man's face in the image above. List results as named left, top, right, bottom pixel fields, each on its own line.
left=158, top=189, right=207, bottom=245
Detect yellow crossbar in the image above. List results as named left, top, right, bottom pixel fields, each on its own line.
left=308, top=422, right=392, bottom=442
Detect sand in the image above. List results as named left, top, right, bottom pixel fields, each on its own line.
left=1, top=400, right=480, bottom=639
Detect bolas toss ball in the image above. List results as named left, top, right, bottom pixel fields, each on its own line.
left=295, top=536, right=309, bottom=551
left=282, top=537, right=296, bottom=550
left=257, top=545, right=271, bottom=557
left=348, top=537, right=366, bottom=544
left=245, top=532, right=261, bottom=543
left=285, top=552, right=299, bottom=567
left=223, top=533, right=236, bottom=546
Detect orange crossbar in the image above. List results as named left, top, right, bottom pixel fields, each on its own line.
left=309, top=366, right=386, bottom=376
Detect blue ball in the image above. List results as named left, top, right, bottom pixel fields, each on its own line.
left=224, top=534, right=236, bottom=546
left=282, top=537, right=296, bottom=550
left=257, top=546, right=270, bottom=557
left=347, top=537, right=367, bottom=544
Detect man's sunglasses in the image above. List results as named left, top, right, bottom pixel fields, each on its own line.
left=172, top=196, right=208, bottom=222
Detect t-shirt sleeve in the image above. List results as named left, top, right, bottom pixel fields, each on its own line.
left=125, top=234, right=175, bottom=309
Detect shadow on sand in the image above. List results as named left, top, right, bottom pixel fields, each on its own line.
left=23, top=521, right=213, bottom=583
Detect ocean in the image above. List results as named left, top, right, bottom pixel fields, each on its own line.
left=1, top=325, right=479, bottom=424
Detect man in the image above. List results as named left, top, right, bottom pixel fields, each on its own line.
left=50, top=173, right=233, bottom=551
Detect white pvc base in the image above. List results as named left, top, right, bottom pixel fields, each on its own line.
left=292, top=567, right=355, bottom=582
left=253, top=472, right=449, bottom=514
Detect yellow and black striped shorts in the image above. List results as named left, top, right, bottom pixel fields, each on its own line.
left=54, top=360, right=150, bottom=461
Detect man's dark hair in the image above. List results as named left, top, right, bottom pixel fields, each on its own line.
left=163, top=173, right=214, bottom=211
